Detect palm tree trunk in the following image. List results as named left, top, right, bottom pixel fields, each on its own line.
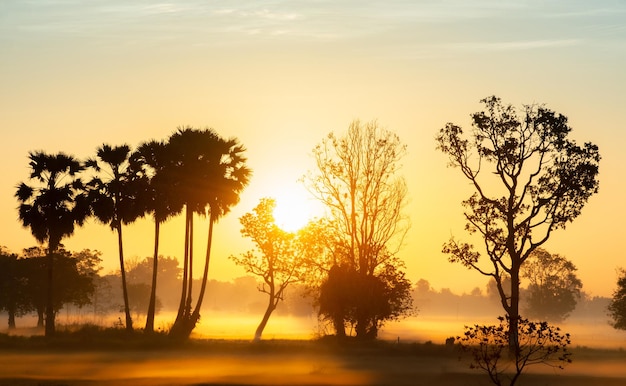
left=117, top=223, right=133, bottom=331
left=185, top=215, right=194, bottom=316
left=145, top=218, right=160, bottom=332
left=188, top=212, right=216, bottom=336
left=44, top=240, right=59, bottom=337
left=174, top=207, right=191, bottom=325
left=44, top=250, right=55, bottom=336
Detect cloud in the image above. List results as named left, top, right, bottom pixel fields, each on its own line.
left=447, top=39, right=582, bottom=52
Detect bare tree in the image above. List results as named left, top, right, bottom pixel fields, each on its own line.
left=305, top=119, right=411, bottom=338
left=436, top=96, right=600, bottom=351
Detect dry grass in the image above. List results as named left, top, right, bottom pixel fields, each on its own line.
left=0, top=328, right=626, bottom=385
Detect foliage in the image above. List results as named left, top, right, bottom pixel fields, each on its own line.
left=521, top=249, right=582, bottom=322
left=167, top=127, right=251, bottom=339
left=133, top=140, right=184, bottom=332
left=15, top=151, right=90, bottom=336
left=436, top=96, right=600, bottom=348
left=305, top=119, right=412, bottom=338
left=608, top=268, right=626, bottom=330
left=0, top=247, right=101, bottom=328
left=0, top=250, right=31, bottom=328
left=86, top=143, right=149, bottom=332
left=230, top=198, right=304, bottom=340
left=458, top=316, right=572, bottom=386
left=318, top=260, right=413, bottom=338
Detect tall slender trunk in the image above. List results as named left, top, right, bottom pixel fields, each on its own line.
left=44, top=241, right=58, bottom=337
left=174, top=207, right=191, bottom=325
left=145, top=218, right=160, bottom=332
left=117, top=223, right=133, bottom=331
left=45, top=251, right=55, bottom=336
left=188, top=213, right=215, bottom=333
left=185, top=215, right=194, bottom=316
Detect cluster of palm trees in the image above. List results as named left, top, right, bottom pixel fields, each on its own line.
left=15, top=127, right=251, bottom=338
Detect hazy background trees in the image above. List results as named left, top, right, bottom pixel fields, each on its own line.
left=608, top=269, right=626, bottom=330
left=436, top=96, right=600, bottom=351
left=521, top=249, right=582, bottom=322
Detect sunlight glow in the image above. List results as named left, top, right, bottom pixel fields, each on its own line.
left=271, top=185, right=321, bottom=232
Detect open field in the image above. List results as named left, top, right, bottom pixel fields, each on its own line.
left=2, top=335, right=626, bottom=386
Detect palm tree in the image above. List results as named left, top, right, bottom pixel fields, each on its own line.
left=168, top=127, right=251, bottom=339
left=15, top=152, right=90, bottom=336
left=133, top=140, right=183, bottom=332
left=85, top=144, right=148, bottom=332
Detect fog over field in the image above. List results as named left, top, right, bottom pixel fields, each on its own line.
left=3, top=275, right=622, bottom=349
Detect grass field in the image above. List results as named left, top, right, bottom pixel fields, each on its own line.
left=1, top=330, right=626, bottom=386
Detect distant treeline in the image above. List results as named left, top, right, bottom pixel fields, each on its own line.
left=0, top=245, right=609, bottom=330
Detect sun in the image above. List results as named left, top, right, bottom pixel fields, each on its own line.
left=271, top=185, right=322, bottom=232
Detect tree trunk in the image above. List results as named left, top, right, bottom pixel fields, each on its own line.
left=37, top=307, right=44, bottom=328
left=173, top=207, right=191, bottom=327
left=185, top=215, right=194, bottom=316
left=117, top=224, right=133, bottom=331
left=8, top=307, right=16, bottom=329
left=145, top=219, right=160, bottom=333
left=44, top=250, right=55, bottom=337
left=333, top=316, right=346, bottom=337
left=186, top=213, right=216, bottom=339
left=254, top=294, right=276, bottom=342
left=509, top=268, right=521, bottom=355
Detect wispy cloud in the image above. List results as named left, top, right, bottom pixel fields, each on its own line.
left=446, top=39, right=583, bottom=52
left=1, top=0, right=624, bottom=55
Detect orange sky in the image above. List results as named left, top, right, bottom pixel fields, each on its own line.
left=1, top=1, right=625, bottom=297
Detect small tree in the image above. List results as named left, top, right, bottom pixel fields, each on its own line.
left=522, top=249, right=582, bottom=322
left=0, top=249, right=30, bottom=329
left=230, top=198, right=304, bottom=341
left=608, top=268, right=626, bottom=330
left=318, top=256, right=413, bottom=338
left=458, top=316, right=571, bottom=386
left=436, top=96, right=600, bottom=350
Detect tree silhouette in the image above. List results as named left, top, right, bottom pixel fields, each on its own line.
left=15, top=151, right=90, bottom=336
left=19, top=247, right=100, bottom=329
left=458, top=316, right=571, bottom=386
left=521, top=249, right=582, bottom=322
left=0, top=248, right=30, bottom=329
left=305, top=120, right=411, bottom=339
left=86, top=144, right=148, bottom=332
left=230, top=198, right=303, bottom=341
left=436, top=96, right=600, bottom=352
left=133, top=140, right=183, bottom=332
left=168, top=127, right=251, bottom=339
left=608, top=269, right=626, bottom=330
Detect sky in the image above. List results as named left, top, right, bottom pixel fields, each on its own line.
left=1, top=0, right=625, bottom=297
